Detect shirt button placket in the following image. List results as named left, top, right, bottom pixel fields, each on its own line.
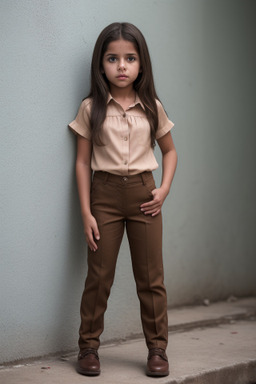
left=122, top=112, right=129, bottom=173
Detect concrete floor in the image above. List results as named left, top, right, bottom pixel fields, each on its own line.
left=1, top=297, right=256, bottom=384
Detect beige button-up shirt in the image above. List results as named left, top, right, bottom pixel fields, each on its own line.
left=69, top=94, right=174, bottom=175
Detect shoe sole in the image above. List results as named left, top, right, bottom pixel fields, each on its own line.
left=146, top=369, right=169, bottom=377
left=77, top=368, right=101, bottom=376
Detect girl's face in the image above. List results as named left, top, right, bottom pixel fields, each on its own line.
left=102, top=39, right=141, bottom=94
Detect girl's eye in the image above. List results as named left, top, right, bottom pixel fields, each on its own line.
left=127, top=57, right=136, bottom=62
left=108, top=57, right=117, bottom=63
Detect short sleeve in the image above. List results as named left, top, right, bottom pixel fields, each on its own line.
left=68, top=99, right=92, bottom=140
left=155, top=100, right=174, bottom=140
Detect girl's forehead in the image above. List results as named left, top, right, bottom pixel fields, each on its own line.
left=105, top=39, right=138, bottom=54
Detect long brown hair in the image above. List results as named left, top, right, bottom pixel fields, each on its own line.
left=88, top=22, right=159, bottom=147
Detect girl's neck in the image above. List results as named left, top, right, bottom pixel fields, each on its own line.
left=109, top=86, right=136, bottom=110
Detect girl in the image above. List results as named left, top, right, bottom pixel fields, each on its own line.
left=69, top=22, right=177, bottom=377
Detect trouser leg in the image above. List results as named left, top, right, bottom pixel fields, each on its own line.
left=79, top=176, right=124, bottom=351
left=126, top=214, right=168, bottom=350
left=125, top=174, right=168, bottom=350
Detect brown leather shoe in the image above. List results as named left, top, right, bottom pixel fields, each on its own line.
left=77, top=348, right=100, bottom=376
left=146, top=348, right=169, bottom=377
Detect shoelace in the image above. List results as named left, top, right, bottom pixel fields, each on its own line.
left=78, top=348, right=99, bottom=360
left=148, top=348, right=168, bottom=361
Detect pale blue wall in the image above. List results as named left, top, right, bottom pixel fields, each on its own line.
left=1, top=0, right=255, bottom=363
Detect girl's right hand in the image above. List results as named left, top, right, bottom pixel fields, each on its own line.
left=83, top=214, right=100, bottom=252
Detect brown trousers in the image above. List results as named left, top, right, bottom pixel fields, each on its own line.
left=79, top=171, right=168, bottom=351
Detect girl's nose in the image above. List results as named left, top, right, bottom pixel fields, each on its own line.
left=118, top=60, right=126, bottom=70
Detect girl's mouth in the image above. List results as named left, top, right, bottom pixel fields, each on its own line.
left=117, top=75, right=128, bottom=79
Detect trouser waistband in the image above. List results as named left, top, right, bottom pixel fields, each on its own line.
left=93, top=171, right=153, bottom=185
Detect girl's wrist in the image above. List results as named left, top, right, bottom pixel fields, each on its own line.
left=81, top=209, right=92, bottom=219
left=160, top=184, right=170, bottom=196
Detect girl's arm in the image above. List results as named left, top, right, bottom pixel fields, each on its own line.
left=140, top=132, right=177, bottom=217
left=76, top=135, right=100, bottom=251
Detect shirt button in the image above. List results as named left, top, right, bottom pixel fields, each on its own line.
left=124, top=160, right=128, bottom=165
left=123, top=113, right=126, bottom=118
left=124, top=137, right=128, bottom=141
left=123, top=177, right=128, bottom=182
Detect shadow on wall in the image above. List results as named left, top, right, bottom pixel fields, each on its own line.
left=54, top=133, right=88, bottom=354
left=50, top=50, right=92, bottom=354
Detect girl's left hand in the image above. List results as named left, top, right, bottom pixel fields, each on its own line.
left=140, top=187, right=168, bottom=217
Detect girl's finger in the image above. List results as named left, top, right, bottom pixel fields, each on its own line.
left=89, top=242, right=98, bottom=252
left=86, top=232, right=98, bottom=252
left=140, top=199, right=155, bottom=208
left=92, top=224, right=100, bottom=241
left=152, top=209, right=161, bottom=217
left=141, top=202, right=161, bottom=212
left=143, top=207, right=160, bottom=215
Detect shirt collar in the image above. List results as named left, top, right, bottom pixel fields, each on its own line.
left=107, top=93, right=145, bottom=111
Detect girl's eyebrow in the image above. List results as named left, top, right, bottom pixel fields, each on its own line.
left=105, top=52, right=138, bottom=56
